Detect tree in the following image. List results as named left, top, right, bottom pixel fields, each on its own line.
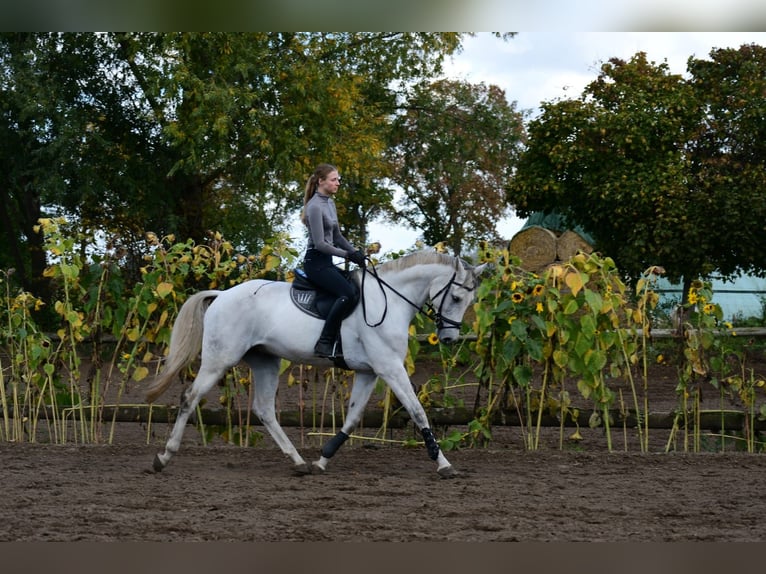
left=510, top=48, right=766, bottom=288
left=0, top=32, right=467, bottom=293
left=0, top=33, right=77, bottom=298
left=686, top=44, right=766, bottom=279
left=89, top=32, right=464, bottom=252
left=387, top=79, right=526, bottom=255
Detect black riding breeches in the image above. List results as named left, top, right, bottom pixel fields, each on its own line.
left=303, top=249, right=358, bottom=302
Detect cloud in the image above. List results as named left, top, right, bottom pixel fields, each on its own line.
left=617, top=0, right=766, bottom=31
left=444, top=32, right=766, bottom=115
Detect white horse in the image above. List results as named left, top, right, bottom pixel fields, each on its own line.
left=145, top=250, right=486, bottom=478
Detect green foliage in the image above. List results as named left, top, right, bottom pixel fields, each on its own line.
left=0, top=273, right=58, bottom=443
left=0, top=219, right=297, bottom=444
left=470, top=243, right=662, bottom=451
left=666, top=279, right=766, bottom=453
left=2, top=225, right=765, bottom=453
left=0, top=32, right=472, bottom=296
left=511, top=46, right=766, bottom=286
left=686, top=44, right=766, bottom=279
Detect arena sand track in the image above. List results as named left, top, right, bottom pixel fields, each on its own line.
left=2, top=438, right=765, bottom=542
left=3, top=354, right=766, bottom=543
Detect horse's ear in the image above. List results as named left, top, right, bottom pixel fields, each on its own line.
left=459, top=259, right=489, bottom=278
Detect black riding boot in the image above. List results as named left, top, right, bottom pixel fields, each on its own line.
left=314, top=296, right=349, bottom=358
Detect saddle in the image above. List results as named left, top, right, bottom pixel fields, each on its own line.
left=290, top=268, right=358, bottom=369
left=289, top=268, right=359, bottom=320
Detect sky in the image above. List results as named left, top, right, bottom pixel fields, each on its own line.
left=366, top=31, right=766, bottom=254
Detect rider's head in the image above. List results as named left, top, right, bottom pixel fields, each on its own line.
left=301, top=163, right=338, bottom=224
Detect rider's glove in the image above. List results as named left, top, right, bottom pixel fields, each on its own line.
left=348, top=250, right=366, bottom=268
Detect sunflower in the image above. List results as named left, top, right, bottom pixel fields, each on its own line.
left=511, top=292, right=525, bottom=304
left=687, top=290, right=699, bottom=305
left=532, top=284, right=544, bottom=297
left=427, top=333, right=439, bottom=345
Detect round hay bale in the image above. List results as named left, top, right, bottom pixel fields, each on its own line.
left=556, top=229, right=593, bottom=262
left=508, top=226, right=557, bottom=272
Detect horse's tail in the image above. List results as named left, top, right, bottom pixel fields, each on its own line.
left=145, top=290, right=220, bottom=403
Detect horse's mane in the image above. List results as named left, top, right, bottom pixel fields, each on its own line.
left=372, top=250, right=458, bottom=274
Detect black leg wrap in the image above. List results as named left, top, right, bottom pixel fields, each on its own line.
left=421, top=427, right=440, bottom=460
left=321, top=431, right=349, bottom=459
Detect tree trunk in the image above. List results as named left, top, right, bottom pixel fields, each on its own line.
left=0, top=175, right=50, bottom=300
left=175, top=175, right=207, bottom=244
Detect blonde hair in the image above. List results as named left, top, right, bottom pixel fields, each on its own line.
left=300, top=163, right=337, bottom=225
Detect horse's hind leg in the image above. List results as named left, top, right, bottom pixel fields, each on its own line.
left=153, top=363, right=223, bottom=472
left=312, top=372, right=378, bottom=473
left=245, top=351, right=310, bottom=475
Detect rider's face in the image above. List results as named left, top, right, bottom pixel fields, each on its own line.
left=318, top=170, right=341, bottom=196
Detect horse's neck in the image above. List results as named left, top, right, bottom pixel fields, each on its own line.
left=382, top=263, right=446, bottom=306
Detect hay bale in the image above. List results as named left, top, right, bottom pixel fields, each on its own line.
left=556, top=229, right=593, bottom=262
left=509, top=226, right=557, bottom=272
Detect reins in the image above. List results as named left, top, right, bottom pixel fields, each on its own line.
left=359, top=256, right=476, bottom=329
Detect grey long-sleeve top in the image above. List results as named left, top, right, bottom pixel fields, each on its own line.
left=305, top=192, right=355, bottom=258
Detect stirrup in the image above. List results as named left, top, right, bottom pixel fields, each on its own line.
left=314, top=338, right=342, bottom=359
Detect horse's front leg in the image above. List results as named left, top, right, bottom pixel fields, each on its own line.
left=312, top=372, right=378, bottom=474
left=379, top=365, right=457, bottom=479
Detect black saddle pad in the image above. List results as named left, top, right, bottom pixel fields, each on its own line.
left=289, top=267, right=361, bottom=321
left=290, top=269, right=333, bottom=319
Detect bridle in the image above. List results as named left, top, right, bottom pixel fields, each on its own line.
left=359, top=257, right=477, bottom=330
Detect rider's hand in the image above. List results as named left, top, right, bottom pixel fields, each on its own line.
left=348, top=250, right=366, bottom=268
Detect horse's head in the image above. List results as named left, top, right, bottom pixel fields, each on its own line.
left=429, top=257, right=487, bottom=344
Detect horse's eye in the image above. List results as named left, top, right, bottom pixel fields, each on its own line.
left=452, top=294, right=462, bottom=303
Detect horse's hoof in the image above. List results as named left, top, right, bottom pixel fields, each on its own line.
left=152, top=454, right=165, bottom=473
left=292, top=462, right=312, bottom=476
left=311, top=461, right=326, bottom=474
left=438, top=465, right=458, bottom=479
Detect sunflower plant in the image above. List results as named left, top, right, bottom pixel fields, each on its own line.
left=471, top=243, right=659, bottom=451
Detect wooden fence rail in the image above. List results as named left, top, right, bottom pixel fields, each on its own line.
left=10, top=405, right=766, bottom=432
left=38, top=326, right=766, bottom=345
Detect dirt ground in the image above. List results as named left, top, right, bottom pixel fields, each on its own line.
left=3, top=348, right=766, bottom=542
left=2, top=439, right=766, bottom=542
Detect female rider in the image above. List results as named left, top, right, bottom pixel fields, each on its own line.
left=301, top=163, right=366, bottom=358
